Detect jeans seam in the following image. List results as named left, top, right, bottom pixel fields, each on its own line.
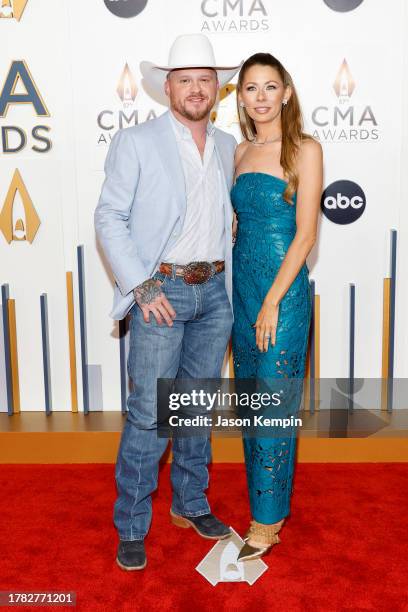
left=203, top=438, right=209, bottom=490
left=119, top=534, right=145, bottom=542
left=178, top=438, right=189, bottom=509
left=193, top=285, right=201, bottom=319
left=171, top=508, right=210, bottom=518
left=128, top=438, right=143, bottom=540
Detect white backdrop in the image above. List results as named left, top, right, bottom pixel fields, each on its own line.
left=0, top=0, right=407, bottom=411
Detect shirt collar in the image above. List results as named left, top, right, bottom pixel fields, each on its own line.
left=169, top=110, right=215, bottom=140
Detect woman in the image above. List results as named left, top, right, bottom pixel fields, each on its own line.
left=231, top=53, right=323, bottom=561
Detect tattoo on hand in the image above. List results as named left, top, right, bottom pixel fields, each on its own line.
left=134, top=279, right=162, bottom=306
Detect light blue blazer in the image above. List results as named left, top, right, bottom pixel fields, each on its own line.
left=95, top=110, right=237, bottom=320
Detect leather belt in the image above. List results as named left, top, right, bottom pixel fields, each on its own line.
left=159, top=260, right=224, bottom=285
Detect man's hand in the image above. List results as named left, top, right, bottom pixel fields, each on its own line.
left=133, top=279, right=176, bottom=326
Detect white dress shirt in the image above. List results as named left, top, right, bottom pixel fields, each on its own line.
left=163, top=111, right=225, bottom=265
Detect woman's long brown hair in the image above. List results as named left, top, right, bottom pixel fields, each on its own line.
left=236, top=53, right=311, bottom=204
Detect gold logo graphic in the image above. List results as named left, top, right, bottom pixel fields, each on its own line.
left=0, top=0, right=29, bottom=21
left=0, top=169, right=40, bottom=243
left=116, top=63, right=137, bottom=105
left=333, top=59, right=355, bottom=103
left=211, top=83, right=237, bottom=124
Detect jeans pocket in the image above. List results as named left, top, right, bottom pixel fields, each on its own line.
left=214, top=270, right=226, bottom=285
left=151, top=271, right=168, bottom=288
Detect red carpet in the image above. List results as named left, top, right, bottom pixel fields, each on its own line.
left=1, top=463, right=407, bottom=611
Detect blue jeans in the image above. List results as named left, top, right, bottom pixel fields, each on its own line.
left=113, top=269, right=233, bottom=541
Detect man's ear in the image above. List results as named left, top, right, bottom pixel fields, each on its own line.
left=164, top=76, right=170, bottom=97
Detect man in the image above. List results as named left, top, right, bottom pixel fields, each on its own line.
left=95, top=33, right=240, bottom=571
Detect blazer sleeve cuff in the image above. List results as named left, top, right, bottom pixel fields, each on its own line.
left=115, top=263, right=150, bottom=297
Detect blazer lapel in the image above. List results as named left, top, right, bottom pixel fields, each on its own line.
left=214, top=141, right=233, bottom=237
left=214, top=130, right=234, bottom=189
left=151, top=111, right=186, bottom=217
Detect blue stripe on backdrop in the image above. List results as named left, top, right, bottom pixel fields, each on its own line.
left=40, top=293, right=52, bottom=414
left=87, top=364, right=103, bottom=411
left=119, top=318, right=128, bottom=414
left=309, top=279, right=315, bottom=414
left=0, top=309, right=8, bottom=412
left=387, top=229, right=397, bottom=412
left=77, top=245, right=89, bottom=414
left=1, top=284, right=13, bottom=415
left=349, top=283, right=355, bottom=412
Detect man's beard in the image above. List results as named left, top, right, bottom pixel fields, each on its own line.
left=172, top=97, right=214, bottom=121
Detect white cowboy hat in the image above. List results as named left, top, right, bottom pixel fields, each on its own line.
left=140, top=33, right=241, bottom=93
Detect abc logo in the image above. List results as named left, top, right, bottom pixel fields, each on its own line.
left=323, top=0, right=364, bottom=11
left=321, top=180, right=366, bottom=224
left=104, top=0, right=148, bottom=18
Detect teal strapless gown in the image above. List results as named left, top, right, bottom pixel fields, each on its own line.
left=231, top=172, right=312, bottom=524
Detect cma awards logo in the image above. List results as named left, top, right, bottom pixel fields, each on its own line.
left=104, top=0, right=148, bottom=18
left=311, top=59, right=379, bottom=143
left=0, top=0, right=28, bottom=21
left=200, top=0, right=270, bottom=33
left=0, top=169, right=40, bottom=243
left=0, top=60, right=52, bottom=153
left=97, top=63, right=156, bottom=144
left=321, top=180, right=366, bottom=224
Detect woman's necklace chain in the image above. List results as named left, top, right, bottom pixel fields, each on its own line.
left=251, top=135, right=282, bottom=146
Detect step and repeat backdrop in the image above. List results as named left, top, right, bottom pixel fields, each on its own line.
left=1, top=0, right=407, bottom=412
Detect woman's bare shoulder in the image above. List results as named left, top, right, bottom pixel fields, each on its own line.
left=299, top=136, right=322, bottom=157
left=298, top=136, right=323, bottom=169
left=235, top=139, right=251, bottom=166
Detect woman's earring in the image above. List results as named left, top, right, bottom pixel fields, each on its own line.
left=239, top=101, right=245, bottom=108
left=282, top=99, right=288, bottom=106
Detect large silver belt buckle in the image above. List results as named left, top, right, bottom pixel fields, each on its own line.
left=183, top=261, right=214, bottom=285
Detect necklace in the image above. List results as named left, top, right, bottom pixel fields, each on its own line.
left=251, top=135, right=282, bottom=146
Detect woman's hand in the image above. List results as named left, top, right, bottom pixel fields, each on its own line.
left=253, top=298, right=279, bottom=352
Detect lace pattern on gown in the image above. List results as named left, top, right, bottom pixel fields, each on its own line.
left=231, top=173, right=312, bottom=523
